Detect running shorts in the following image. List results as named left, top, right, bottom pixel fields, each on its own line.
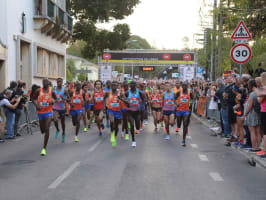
left=38, top=112, right=53, bottom=120
left=176, top=110, right=190, bottom=117
left=107, top=109, right=122, bottom=120
left=70, top=109, right=83, bottom=116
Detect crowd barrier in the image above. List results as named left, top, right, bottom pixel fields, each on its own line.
left=18, top=102, right=39, bottom=127
left=195, top=97, right=221, bottom=122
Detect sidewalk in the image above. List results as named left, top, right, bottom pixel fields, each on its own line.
left=192, top=113, right=266, bottom=169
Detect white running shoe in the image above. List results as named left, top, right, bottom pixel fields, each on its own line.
left=144, top=120, right=149, bottom=125
left=131, top=142, right=136, bottom=147
left=121, top=131, right=125, bottom=138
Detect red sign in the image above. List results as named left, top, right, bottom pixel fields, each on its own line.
left=103, top=53, right=111, bottom=60
left=183, top=54, right=191, bottom=61
left=231, top=21, right=252, bottom=39
left=230, top=44, right=252, bottom=64
left=163, top=54, right=171, bottom=60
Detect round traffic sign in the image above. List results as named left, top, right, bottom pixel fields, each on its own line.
left=103, top=53, right=111, bottom=60
left=163, top=54, right=171, bottom=60
left=183, top=54, right=191, bottom=61
left=230, top=44, right=252, bottom=64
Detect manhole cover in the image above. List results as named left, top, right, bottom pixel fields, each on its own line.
left=1, top=160, right=35, bottom=166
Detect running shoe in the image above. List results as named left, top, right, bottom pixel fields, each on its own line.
left=74, top=136, right=79, bottom=142
left=131, top=141, right=136, bottom=147
left=62, top=135, right=65, bottom=143
left=256, top=150, right=265, bottom=155
left=0, top=138, right=4, bottom=143
left=99, top=131, right=103, bottom=137
left=164, top=135, right=170, bottom=140
left=240, top=144, right=252, bottom=149
left=144, top=120, right=149, bottom=125
left=181, top=141, right=186, bottom=147
left=155, top=127, right=158, bottom=132
left=83, top=128, right=87, bottom=132
left=160, top=122, right=164, bottom=127
left=140, top=128, right=144, bottom=132
left=176, top=128, right=179, bottom=132
left=92, top=119, right=95, bottom=123
left=260, top=154, right=266, bottom=158
left=88, top=124, right=91, bottom=128
left=164, top=128, right=167, bottom=132
left=40, top=148, right=46, bottom=156
left=125, top=134, right=129, bottom=141
left=234, top=141, right=242, bottom=146
left=55, top=130, right=60, bottom=139
left=110, top=132, right=116, bottom=143
left=249, top=149, right=261, bottom=153
left=112, top=141, right=117, bottom=148
left=136, top=130, right=139, bottom=135
left=101, top=123, right=105, bottom=130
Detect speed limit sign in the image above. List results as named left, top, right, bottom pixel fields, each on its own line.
left=231, top=44, right=252, bottom=64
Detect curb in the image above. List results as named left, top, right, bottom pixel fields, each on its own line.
left=192, top=113, right=266, bottom=169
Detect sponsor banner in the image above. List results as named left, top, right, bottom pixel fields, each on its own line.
left=100, top=65, right=112, bottom=82
left=102, top=52, right=194, bottom=64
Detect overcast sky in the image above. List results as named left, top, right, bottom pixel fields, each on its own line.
left=97, top=0, right=213, bottom=50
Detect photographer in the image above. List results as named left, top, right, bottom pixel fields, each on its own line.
left=14, top=82, right=27, bottom=137
left=0, top=89, right=21, bottom=140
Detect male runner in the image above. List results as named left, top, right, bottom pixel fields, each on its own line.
left=121, top=81, right=129, bottom=140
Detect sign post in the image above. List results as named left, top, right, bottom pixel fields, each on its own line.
left=231, top=21, right=252, bottom=76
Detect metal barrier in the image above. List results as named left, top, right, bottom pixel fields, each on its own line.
left=18, top=102, right=39, bottom=127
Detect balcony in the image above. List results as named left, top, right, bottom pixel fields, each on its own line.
left=33, top=0, right=73, bottom=43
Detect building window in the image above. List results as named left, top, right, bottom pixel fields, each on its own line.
left=36, top=47, right=65, bottom=78
left=47, top=0, right=55, bottom=18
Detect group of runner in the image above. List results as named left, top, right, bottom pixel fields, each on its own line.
left=30, top=78, right=193, bottom=156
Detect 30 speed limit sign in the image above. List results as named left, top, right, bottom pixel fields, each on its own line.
left=230, top=44, right=252, bottom=64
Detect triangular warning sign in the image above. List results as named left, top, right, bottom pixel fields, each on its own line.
left=231, top=21, right=252, bottom=39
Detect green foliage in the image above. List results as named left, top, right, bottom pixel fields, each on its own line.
left=67, top=40, right=87, bottom=58
left=66, top=68, right=73, bottom=81
left=127, top=35, right=152, bottom=49
left=67, top=0, right=140, bottom=59
left=66, top=59, right=77, bottom=78
left=77, top=68, right=86, bottom=81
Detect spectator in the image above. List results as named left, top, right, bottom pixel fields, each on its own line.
left=254, top=63, right=265, bottom=77
left=242, top=79, right=261, bottom=152
left=0, top=89, right=21, bottom=140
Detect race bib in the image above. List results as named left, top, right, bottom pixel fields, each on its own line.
left=181, top=98, right=188, bottom=103
left=73, top=99, right=81, bottom=103
left=111, top=103, right=119, bottom=107
left=95, top=97, right=103, bottom=102
left=166, top=100, right=174, bottom=105
left=152, top=99, right=158, bottom=102
left=130, top=99, right=139, bottom=105
left=40, top=102, right=49, bottom=107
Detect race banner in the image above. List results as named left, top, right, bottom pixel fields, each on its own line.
left=102, top=52, right=194, bottom=64
left=197, top=97, right=207, bottom=117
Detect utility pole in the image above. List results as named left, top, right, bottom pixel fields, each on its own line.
left=211, top=0, right=217, bottom=81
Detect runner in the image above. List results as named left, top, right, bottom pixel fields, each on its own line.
left=53, top=78, right=69, bottom=143
left=93, top=80, right=105, bottom=136
left=87, top=82, right=95, bottom=128
left=82, top=83, right=92, bottom=132
left=175, top=84, right=192, bottom=146
left=104, top=80, right=112, bottom=128
left=121, top=81, right=129, bottom=140
left=162, top=82, right=176, bottom=140
left=106, top=81, right=125, bottom=147
left=150, top=85, right=163, bottom=132
left=124, top=81, right=145, bottom=147
left=69, top=82, right=85, bottom=142
left=32, top=78, right=57, bottom=156
left=139, top=84, right=148, bottom=132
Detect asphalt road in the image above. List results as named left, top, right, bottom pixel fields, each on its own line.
left=0, top=116, right=266, bottom=200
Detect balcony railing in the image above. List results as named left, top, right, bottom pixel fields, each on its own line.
left=34, top=0, right=73, bottom=33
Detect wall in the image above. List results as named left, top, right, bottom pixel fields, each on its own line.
left=0, top=0, right=8, bottom=45
left=5, top=0, right=66, bottom=84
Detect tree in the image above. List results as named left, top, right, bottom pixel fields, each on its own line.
left=127, top=35, right=152, bottom=49
left=67, top=0, right=140, bottom=59
left=66, top=68, right=73, bottom=81
left=67, top=40, right=87, bottom=58
left=66, top=59, right=77, bottom=78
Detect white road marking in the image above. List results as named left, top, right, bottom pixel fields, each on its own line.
left=190, top=144, right=198, bottom=148
left=186, top=136, right=192, bottom=140
left=198, top=154, right=209, bottom=162
left=88, top=140, right=102, bottom=152
left=209, top=172, right=224, bottom=182
left=48, top=161, right=80, bottom=189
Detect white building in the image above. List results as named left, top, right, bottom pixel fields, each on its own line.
left=0, top=0, right=73, bottom=91
left=67, top=55, right=99, bottom=81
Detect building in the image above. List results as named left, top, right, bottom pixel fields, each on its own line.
left=0, top=0, right=73, bottom=91
left=67, top=55, right=99, bottom=81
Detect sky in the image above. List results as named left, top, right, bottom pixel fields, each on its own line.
left=97, top=0, right=213, bottom=50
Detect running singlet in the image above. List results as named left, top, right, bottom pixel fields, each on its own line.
left=121, top=88, right=127, bottom=109
left=94, top=90, right=104, bottom=110
left=37, top=88, right=53, bottom=114
left=84, top=91, right=90, bottom=105
left=53, top=87, right=66, bottom=110
left=71, top=90, right=83, bottom=110
left=176, top=93, right=190, bottom=111
left=107, top=91, right=121, bottom=112
left=128, top=89, right=140, bottom=111
left=163, top=90, right=175, bottom=111
left=151, top=94, right=161, bottom=106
